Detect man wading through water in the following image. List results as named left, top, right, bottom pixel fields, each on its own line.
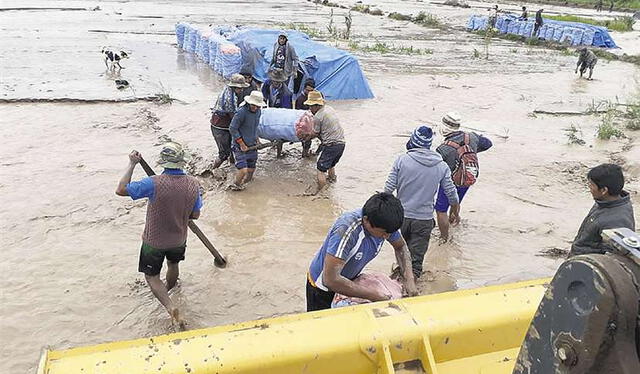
left=210, top=74, right=249, bottom=169
left=115, top=142, right=202, bottom=328
left=435, top=112, right=492, bottom=241
left=229, top=90, right=267, bottom=191
left=385, top=126, right=460, bottom=278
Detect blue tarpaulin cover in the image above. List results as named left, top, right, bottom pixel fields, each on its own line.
left=176, top=23, right=374, bottom=101
left=466, top=14, right=618, bottom=48
left=227, top=28, right=374, bottom=101
left=257, top=108, right=306, bottom=142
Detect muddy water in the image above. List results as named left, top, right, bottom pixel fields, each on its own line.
left=1, top=0, right=639, bottom=372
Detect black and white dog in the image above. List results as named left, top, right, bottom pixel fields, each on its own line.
left=101, top=48, right=129, bottom=70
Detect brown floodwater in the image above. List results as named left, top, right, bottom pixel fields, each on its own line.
left=1, top=0, right=639, bottom=372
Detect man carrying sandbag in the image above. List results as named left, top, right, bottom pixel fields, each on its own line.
left=210, top=74, right=249, bottom=169
left=303, top=90, right=346, bottom=195
left=229, top=91, right=267, bottom=191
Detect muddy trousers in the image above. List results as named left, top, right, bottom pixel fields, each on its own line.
left=401, top=218, right=435, bottom=278
left=211, top=126, right=232, bottom=162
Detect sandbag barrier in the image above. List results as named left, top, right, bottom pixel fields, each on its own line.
left=466, top=14, right=618, bottom=48
left=175, top=22, right=243, bottom=78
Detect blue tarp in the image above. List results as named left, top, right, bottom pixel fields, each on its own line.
left=176, top=23, right=374, bottom=101
left=466, top=14, right=617, bottom=48
left=227, top=28, right=374, bottom=101
left=258, top=108, right=305, bottom=142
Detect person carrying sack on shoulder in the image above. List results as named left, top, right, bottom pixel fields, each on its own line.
left=435, top=112, right=493, bottom=241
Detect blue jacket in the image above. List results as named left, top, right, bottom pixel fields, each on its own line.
left=262, top=79, right=293, bottom=109
left=385, top=148, right=459, bottom=220
left=229, top=105, right=261, bottom=147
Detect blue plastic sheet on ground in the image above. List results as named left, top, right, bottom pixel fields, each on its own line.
left=466, top=14, right=617, bottom=48
left=257, top=108, right=306, bottom=142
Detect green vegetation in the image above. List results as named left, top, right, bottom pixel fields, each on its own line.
left=283, top=23, right=324, bottom=38
left=545, top=14, right=635, bottom=32
left=597, top=110, right=626, bottom=139
left=348, top=40, right=434, bottom=55
left=388, top=11, right=442, bottom=28
left=517, top=0, right=640, bottom=10
left=564, top=124, right=586, bottom=145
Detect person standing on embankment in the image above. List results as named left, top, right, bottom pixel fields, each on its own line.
left=115, top=143, right=202, bottom=328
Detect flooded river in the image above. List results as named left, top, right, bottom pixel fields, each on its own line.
left=1, top=0, right=639, bottom=372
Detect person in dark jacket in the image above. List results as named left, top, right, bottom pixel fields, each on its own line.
left=210, top=74, right=249, bottom=169
left=384, top=126, right=460, bottom=278
left=533, top=9, right=544, bottom=37
left=520, top=6, right=528, bottom=20
left=569, top=164, right=635, bottom=256
left=435, top=112, right=492, bottom=241
left=262, top=69, right=293, bottom=109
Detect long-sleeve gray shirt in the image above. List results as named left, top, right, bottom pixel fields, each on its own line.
left=384, top=148, right=459, bottom=220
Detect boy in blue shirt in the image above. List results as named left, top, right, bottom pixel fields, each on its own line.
left=306, top=192, right=418, bottom=311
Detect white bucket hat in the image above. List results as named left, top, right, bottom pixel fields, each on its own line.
left=440, top=112, right=462, bottom=137
left=244, top=90, right=267, bottom=107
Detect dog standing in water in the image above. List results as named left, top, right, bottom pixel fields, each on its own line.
left=102, top=48, right=129, bottom=70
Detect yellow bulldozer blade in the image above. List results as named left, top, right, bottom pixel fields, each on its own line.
left=38, top=278, right=549, bottom=374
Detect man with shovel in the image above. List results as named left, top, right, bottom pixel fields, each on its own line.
left=116, top=142, right=202, bottom=328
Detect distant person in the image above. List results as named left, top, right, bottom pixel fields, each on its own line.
left=435, top=112, right=492, bottom=241
left=384, top=126, right=460, bottom=278
left=534, top=9, right=544, bottom=37
left=609, top=0, right=614, bottom=12
left=295, top=78, right=316, bottom=157
left=210, top=74, right=249, bottom=169
left=306, top=192, right=418, bottom=311
left=575, top=48, right=598, bottom=80
left=569, top=164, right=635, bottom=256
left=596, top=0, right=603, bottom=12
left=262, top=69, right=293, bottom=109
left=487, top=4, right=499, bottom=27
left=520, top=6, right=528, bottom=20
left=303, top=90, right=346, bottom=195
left=229, top=91, right=267, bottom=191
left=239, top=67, right=260, bottom=98
left=115, top=143, right=202, bottom=328
left=269, top=32, right=299, bottom=83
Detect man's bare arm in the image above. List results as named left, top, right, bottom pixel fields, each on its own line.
left=322, top=254, right=390, bottom=301
left=390, top=238, right=419, bottom=297
left=115, top=151, right=142, bottom=196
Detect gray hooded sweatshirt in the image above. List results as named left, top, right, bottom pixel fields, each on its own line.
left=384, top=148, right=459, bottom=220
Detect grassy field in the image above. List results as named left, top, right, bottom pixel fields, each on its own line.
left=545, top=14, right=636, bottom=31
left=526, top=0, right=640, bottom=10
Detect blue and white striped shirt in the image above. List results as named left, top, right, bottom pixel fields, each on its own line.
left=308, top=209, right=401, bottom=291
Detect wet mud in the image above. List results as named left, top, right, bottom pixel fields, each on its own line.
left=1, top=0, right=639, bottom=372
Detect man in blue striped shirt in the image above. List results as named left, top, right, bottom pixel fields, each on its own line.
left=306, top=192, right=418, bottom=311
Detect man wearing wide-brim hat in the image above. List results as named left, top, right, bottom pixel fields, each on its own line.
left=261, top=68, right=293, bottom=109
left=229, top=90, right=267, bottom=191
left=115, top=142, right=203, bottom=327
left=210, top=74, right=249, bottom=169
left=435, top=112, right=493, bottom=241
left=302, top=90, right=346, bottom=195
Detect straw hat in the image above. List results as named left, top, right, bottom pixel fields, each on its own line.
left=268, top=68, right=288, bottom=82
left=157, top=141, right=190, bottom=169
left=439, top=112, right=462, bottom=137
left=228, top=73, right=249, bottom=88
left=304, top=90, right=325, bottom=106
left=244, top=90, right=267, bottom=107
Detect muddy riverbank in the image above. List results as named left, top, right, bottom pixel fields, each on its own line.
left=1, top=0, right=639, bottom=372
